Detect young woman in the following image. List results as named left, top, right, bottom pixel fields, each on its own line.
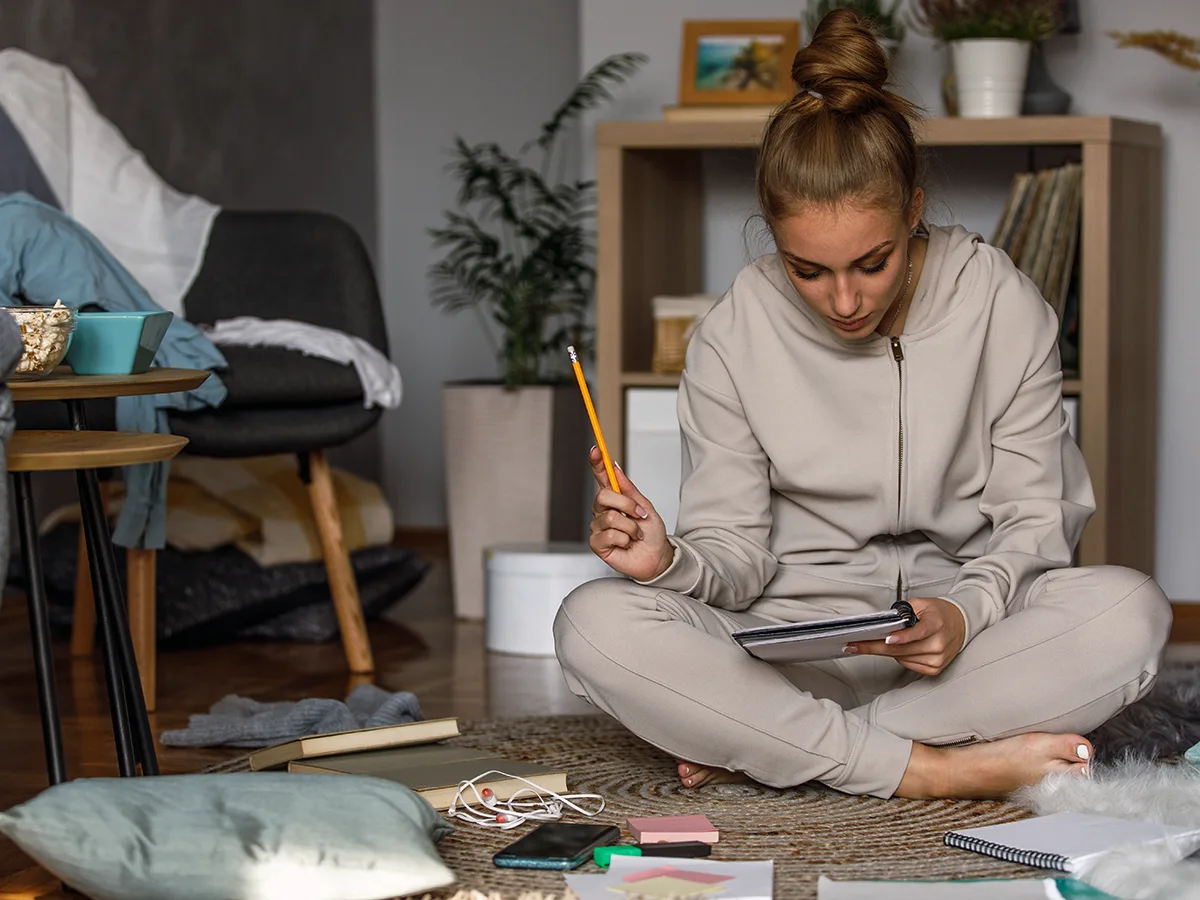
left=553, top=10, right=1171, bottom=801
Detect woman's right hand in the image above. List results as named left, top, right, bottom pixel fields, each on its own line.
left=587, top=446, right=674, bottom=582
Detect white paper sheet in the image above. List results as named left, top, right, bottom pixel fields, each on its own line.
left=565, top=856, right=773, bottom=900
left=817, top=876, right=1066, bottom=899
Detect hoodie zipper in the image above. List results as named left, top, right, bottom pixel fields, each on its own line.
left=890, top=336, right=905, bottom=527
left=891, top=335, right=905, bottom=604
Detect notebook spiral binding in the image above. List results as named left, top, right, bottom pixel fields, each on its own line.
left=943, top=833, right=1069, bottom=872
left=891, top=599, right=918, bottom=626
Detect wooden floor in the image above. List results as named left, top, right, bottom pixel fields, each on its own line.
left=0, top=547, right=591, bottom=897
left=0, top=541, right=1196, bottom=897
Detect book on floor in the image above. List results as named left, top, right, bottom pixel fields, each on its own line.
left=248, top=716, right=461, bottom=771
left=944, top=812, right=1200, bottom=874
left=288, top=743, right=568, bottom=810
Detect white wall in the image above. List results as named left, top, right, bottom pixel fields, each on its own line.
left=374, top=0, right=580, bottom=528
left=581, top=0, right=1200, bottom=599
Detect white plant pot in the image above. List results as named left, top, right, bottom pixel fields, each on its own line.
left=951, top=39, right=1031, bottom=118
left=442, top=384, right=588, bottom=620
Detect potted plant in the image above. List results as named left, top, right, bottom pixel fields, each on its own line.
left=806, top=0, right=907, bottom=54
left=913, top=0, right=1059, bottom=118
left=429, top=52, right=646, bottom=619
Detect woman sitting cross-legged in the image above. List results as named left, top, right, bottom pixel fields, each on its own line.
left=553, top=9, right=1171, bottom=801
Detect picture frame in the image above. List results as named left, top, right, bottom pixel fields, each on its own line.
left=678, top=20, right=801, bottom=107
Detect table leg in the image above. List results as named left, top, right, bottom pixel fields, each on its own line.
left=12, top=472, right=67, bottom=786
left=68, top=401, right=158, bottom=777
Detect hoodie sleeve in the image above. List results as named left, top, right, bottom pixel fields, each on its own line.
left=635, top=326, right=778, bottom=610
left=940, top=279, right=1094, bottom=647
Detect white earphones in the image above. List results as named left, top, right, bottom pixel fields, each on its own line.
left=445, top=769, right=606, bottom=830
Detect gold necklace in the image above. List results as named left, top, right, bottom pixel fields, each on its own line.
left=882, top=255, right=914, bottom=337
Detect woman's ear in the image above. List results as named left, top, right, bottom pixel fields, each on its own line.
left=908, top=188, right=925, bottom=234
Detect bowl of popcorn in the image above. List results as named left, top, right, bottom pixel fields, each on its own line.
left=3, top=300, right=78, bottom=377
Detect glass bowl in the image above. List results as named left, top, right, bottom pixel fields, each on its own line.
left=3, top=303, right=78, bottom=378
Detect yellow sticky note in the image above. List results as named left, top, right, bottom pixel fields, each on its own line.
left=608, top=876, right=725, bottom=898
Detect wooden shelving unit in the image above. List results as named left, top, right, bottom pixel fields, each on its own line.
left=595, top=115, right=1162, bottom=574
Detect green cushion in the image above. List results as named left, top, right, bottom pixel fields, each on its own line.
left=0, top=773, right=456, bottom=900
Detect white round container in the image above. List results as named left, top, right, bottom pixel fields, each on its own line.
left=952, top=39, right=1031, bottom=118
left=485, top=542, right=613, bottom=656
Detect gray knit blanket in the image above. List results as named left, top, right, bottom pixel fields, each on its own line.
left=160, top=683, right=423, bottom=748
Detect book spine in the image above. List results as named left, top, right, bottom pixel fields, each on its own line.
left=944, top=833, right=1069, bottom=872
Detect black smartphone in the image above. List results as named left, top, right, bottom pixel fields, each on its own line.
left=493, top=822, right=621, bottom=870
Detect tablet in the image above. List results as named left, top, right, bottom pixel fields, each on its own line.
left=733, top=601, right=918, bottom=663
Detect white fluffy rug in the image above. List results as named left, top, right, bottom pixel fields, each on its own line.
left=1013, top=760, right=1200, bottom=899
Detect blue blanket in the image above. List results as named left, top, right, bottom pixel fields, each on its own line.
left=0, top=192, right=226, bottom=548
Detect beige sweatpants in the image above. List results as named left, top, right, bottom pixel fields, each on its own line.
left=553, top=565, right=1171, bottom=798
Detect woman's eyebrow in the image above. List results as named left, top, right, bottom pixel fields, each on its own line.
left=783, top=240, right=895, bottom=268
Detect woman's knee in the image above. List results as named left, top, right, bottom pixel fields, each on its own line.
left=1092, top=565, right=1173, bottom=663
left=553, top=576, right=644, bottom=666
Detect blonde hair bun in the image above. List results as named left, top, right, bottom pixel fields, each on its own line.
left=791, top=8, right=890, bottom=114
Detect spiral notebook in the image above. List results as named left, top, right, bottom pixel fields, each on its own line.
left=945, top=812, right=1200, bottom=874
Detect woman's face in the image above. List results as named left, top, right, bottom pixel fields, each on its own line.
left=774, top=194, right=921, bottom=341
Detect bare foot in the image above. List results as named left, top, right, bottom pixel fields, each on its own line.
left=897, top=733, right=1092, bottom=800
left=676, top=759, right=755, bottom=788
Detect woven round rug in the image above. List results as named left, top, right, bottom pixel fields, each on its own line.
left=210, top=714, right=1041, bottom=899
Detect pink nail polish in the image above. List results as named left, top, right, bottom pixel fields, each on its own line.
left=885, top=634, right=899, bottom=645
left=635, top=505, right=648, bottom=518
left=843, top=645, right=857, bottom=654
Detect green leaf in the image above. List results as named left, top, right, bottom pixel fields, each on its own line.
left=430, top=50, right=645, bottom=383
left=529, top=52, right=648, bottom=153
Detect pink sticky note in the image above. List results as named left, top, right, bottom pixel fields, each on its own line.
left=627, top=814, right=719, bottom=844
left=623, top=865, right=732, bottom=885
left=623, top=866, right=682, bottom=882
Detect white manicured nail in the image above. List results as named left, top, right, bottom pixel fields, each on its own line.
left=885, top=634, right=899, bottom=645
left=635, top=505, right=648, bottom=518
left=1076, top=744, right=1090, bottom=760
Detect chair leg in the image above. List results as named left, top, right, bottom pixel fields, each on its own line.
left=302, top=451, right=374, bottom=673
left=126, top=548, right=157, bottom=714
left=12, top=472, right=67, bottom=786
left=70, top=525, right=96, bottom=656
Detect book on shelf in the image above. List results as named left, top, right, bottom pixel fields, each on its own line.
left=991, top=161, right=1084, bottom=369
left=247, top=716, right=461, bottom=771
left=288, top=743, right=568, bottom=810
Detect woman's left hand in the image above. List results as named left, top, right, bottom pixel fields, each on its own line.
left=845, top=597, right=967, bottom=676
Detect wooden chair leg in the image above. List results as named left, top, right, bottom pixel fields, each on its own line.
left=304, top=451, right=374, bottom=673
left=125, top=548, right=157, bottom=713
left=70, top=525, right=96, bottom=657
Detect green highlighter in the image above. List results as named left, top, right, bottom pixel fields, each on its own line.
left=594, top=841, right=713, bottom=868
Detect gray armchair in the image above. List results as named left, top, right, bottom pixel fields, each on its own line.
left=19, top=210, right=387, bottom=694
left=168, top=209, right=385, bottom=674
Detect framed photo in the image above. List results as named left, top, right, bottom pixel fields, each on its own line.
left=678, top=19, right=801, bottom=106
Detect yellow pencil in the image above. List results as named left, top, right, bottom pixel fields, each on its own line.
left=568, top=345, right=620, bottom=493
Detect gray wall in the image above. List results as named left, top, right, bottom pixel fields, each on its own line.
left=0, top=0, right=382, bottom=479
left=580, top=0, right=1200, bottom=599
left=375, top=0, right=582, bottom=528
left=0, top=0, right=377, bottom=255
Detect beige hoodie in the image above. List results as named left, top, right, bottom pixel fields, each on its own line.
left=639, top=224, right=1093, bottom=648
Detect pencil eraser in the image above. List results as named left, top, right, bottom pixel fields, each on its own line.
left=626, top=814, right=718, bottom=844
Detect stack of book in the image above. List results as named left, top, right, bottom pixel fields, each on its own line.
left=249, top=716, right=568, bottom=810
left=991, top=162, right=1084, bottom=375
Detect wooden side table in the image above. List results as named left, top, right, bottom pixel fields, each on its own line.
left=9, top=367, right=209, bottom=780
